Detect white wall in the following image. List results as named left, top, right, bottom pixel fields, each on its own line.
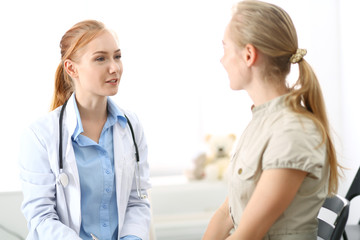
left=0, top=0, right=359, bottom=225
left=0, top=0, right=242, bottom=191
left=338, top=0, right=360, bottom=224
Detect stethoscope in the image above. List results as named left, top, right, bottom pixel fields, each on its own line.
left=57, top=99, right=147, bottom=199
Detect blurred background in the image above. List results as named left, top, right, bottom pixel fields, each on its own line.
left=0, top=0, right=359, bottom=239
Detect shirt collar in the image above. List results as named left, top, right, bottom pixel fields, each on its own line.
left=72, top=95, right=127, bottom=141
left=107, top=96, right=127, bottom=128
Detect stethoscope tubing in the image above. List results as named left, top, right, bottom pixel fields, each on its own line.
left=58, top=99, right=69, bottom=170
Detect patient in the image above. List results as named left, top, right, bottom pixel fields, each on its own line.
left=202, top=1, right=341, bottom=239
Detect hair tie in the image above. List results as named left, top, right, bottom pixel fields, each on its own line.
left=289, top=48, right=307, bottom=64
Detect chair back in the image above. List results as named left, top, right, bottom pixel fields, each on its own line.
left=342, top=166, right=360, bottom=240
left=317, top=194, right=350, bottom=240
left=345, top=167, right=360, bottom=201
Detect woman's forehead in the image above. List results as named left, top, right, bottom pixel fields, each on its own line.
left=80, top=31, right=120, bottom=56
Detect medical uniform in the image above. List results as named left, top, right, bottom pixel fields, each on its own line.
left=19, top=94, right=151, bottom=240
left=228, top=94, right=329, bottom=240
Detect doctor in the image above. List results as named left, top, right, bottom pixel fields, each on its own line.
left=18, top=20, right=151, bottom=240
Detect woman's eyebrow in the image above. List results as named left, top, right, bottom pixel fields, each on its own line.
left=92, top=49, right=121, bottom=55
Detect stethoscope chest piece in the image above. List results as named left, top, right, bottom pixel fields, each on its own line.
left=58, top=172, right=69, bottom=188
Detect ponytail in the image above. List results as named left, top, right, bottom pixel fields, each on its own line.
left=50, top=63, right=74, bottom=111
left=286, top=59, right=340, bottom=195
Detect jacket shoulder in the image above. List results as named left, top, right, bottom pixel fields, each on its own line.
left=24, top=107, right=61, bottom=142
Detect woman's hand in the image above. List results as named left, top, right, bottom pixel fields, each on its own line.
left=202, top=197, right=234, bottom=240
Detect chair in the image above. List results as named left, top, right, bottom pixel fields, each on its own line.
left=343, top=166, right=360, bottom=240
left=317, top=194, right=350, bottom=240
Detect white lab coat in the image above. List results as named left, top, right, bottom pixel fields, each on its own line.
left=19, top=94, right=151, bottom=240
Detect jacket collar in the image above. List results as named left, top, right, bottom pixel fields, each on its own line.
left=64, top=93, right=78, bottom=140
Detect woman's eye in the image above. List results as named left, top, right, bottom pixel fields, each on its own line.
left=115, top=54, right=122, bottom=60
left=96, top=57, right=105, bottom=61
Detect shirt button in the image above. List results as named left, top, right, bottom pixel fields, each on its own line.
left=102, top=204, right=107, bottom=209
left=103, top=223, right=107, bottom=227
left=105, top=169, right=110, bottom=174
left=238, top=168, right=243, bottom=175
left=106, top=188, right=111, bottom=193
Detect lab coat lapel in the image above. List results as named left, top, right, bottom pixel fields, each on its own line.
left=63, top=94, right=81, bottom=233
left=64, top=95, right=80, bottom=187
left=113, top=121, right=126, bottom=186
left=113, top=122, right=135, bottom=232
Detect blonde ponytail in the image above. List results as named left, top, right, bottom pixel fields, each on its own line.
left=286, top=59, right=340, bottom=194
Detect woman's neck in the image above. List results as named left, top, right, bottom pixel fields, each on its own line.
left=246, top=77, right=289, bottom=107
left=75, top=93, right=108, bottom=143
left=75, top=94, right=108, bottom=122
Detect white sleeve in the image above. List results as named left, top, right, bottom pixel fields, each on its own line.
left=19, top=126, right=81, bottom=240
left=120, top=113, right=151, bottom=240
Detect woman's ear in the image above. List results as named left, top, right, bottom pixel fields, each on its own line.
left=64, top=59, right=78, bottom=79
left=244, top=44, right=257, bottom=67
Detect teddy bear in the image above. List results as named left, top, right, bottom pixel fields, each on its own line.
left=186, top=133, right=236, bottom=181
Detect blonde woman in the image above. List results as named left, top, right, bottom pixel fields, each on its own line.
left=202, top=1, right=341, bottom=239
left=19, top=20, right=151, bottom=240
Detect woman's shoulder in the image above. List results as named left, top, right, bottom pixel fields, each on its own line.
left=109, top=98, right=141, bottom=126
left=273, top=106, right=319, bottom=131
left=121, top=108, right=137, bottom=120
left=24, top=107, right=61, bottom=140
left=265, top=109, right=326, bottom=151
left=264, top=106, right=324, bottom=146
left=107, top=97, right=137, bottom=119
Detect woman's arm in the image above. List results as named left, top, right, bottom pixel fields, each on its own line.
left=226, top=168, right=307, bottom=240
left=19, top=126, right=82, bottom=239
left=202, top=197, right=234, bottom=240
left=120, top=112, right=152, bottom=240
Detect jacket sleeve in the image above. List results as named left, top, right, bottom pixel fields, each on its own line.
left=120, top=113, right=152, bottom=240
left=18, top=126, right=81, bottom=240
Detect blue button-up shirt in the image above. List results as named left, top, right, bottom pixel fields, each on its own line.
left=72, top=96, right=140, bottom=240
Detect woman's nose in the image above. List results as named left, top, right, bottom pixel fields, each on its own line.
left=109, top=60, right=122, bottom=74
